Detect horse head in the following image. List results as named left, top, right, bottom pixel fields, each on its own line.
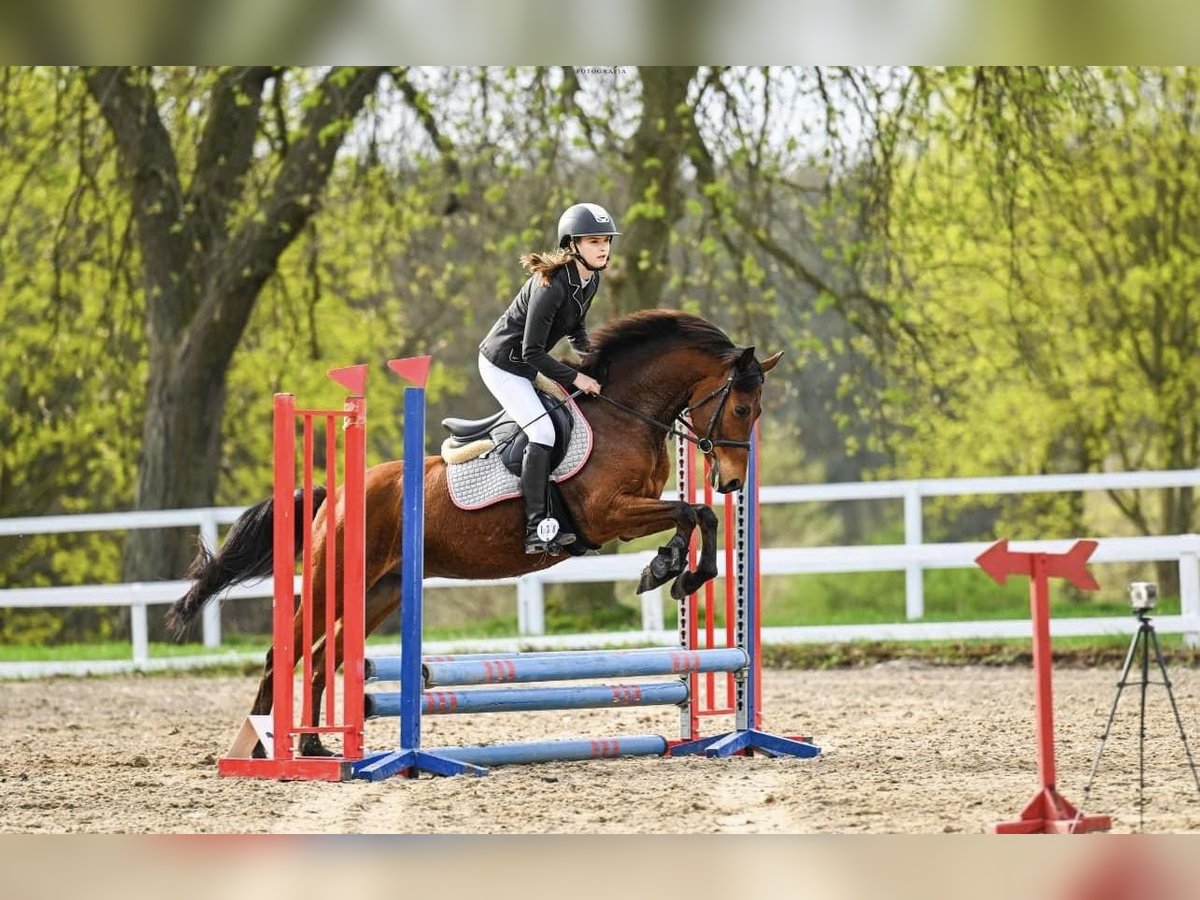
left=684, top=346, right=783, bottom=493
left=581, top=309, right=784, bottom=493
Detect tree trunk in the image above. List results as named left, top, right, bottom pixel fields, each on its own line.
left=128, top=367, right=229, bottom=579
left=610, top=66, right=698, bottom=314
left=558, top=67, right=699, bottom=621
left=86, top=66, right=386, bottom=581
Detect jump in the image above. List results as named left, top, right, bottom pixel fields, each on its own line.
left=167, top=308, right=782, bottom=756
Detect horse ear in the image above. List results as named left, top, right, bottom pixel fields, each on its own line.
left=759, top=351, right=784, bottom=374
left=736, top=347, right=756, bottom=371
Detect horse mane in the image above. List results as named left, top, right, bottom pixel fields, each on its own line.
left=581, top=310, right=742, bottom=382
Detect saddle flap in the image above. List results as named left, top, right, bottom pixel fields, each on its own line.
left=442, top=408, right=507, bottom=440
left=497, top=397, right=574, bottom=474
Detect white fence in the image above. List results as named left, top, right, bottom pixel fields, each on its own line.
left=2, top=469, right=1199, bottom=678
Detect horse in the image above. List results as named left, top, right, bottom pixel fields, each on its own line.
left=167, top=308, right=782, bottom=756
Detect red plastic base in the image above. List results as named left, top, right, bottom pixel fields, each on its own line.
left=218, top=756, right=355, bottom=782
left=988, top=787, right=1112, bottom=834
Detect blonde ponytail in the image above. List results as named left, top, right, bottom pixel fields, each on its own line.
left=520, top=249, right=574, bottom=286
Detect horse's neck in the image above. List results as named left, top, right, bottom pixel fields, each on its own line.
left=605, top=349, right=711, bottom=426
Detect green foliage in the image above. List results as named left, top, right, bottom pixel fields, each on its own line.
left=0, top=609, right=62, bottom=645
left=0, top=68, right=142, bottom=590
left=854, top=67, right=1200, bottom=542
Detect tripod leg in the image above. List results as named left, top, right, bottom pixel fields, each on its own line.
left=1083, top=625, right=1142, bottom=795
left=1138, top=624, right=1150, bottom=833
left=1147, top=626, right=1200, bottom=793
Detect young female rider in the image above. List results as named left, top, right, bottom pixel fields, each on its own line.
left=477, top=202, right=618, bottom=554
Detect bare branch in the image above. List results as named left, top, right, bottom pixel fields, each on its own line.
left=391, top=66, right=463, bottom=213
left=185, top=66, right=276, bottom=249
left=185, top=66, right=386, bottom=370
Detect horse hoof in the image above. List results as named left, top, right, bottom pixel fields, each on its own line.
left=637, top=570, right=660, bottom=594
left=299, top=738, right=334, bottom=758
left=670, top=576, right=690, bottom=601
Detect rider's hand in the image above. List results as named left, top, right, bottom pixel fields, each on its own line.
left=573, top=373, right=602, bottom=395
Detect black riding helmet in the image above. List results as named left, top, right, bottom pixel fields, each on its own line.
left=557, top=203, right=621, bottom=248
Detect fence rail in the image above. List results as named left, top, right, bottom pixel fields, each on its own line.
left=3, top=469, right=1199, bottom=678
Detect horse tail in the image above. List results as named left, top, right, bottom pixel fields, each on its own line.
left=165, top=487, right=327, bottom=639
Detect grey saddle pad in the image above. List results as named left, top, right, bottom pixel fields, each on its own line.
left=445, top=396, right=593, bottom=510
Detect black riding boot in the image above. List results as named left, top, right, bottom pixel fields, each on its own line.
left=521, top=442, right=575, bottom=553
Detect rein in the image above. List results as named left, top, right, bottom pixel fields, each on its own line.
left=488, top=388, right=584, bottom=456
left=489, top=367, right=751, bottom=478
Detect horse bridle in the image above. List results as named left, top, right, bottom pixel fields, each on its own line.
left=595, top=366, right=753, bottom=468
left=679, top=371, right=752, bottom=454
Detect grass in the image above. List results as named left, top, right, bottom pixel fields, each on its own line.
left=0, top=636, right=269, bottom=662
left=0, top=622, right=520, bottom=663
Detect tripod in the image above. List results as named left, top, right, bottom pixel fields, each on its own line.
left=1081, top=610, right=1200, bottom=832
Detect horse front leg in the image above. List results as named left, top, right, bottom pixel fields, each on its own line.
left=637, top=524, right=692, bottom=594
left=597, top=496, right=711, bottom=595
left=669, top=503, right=719, bottom=600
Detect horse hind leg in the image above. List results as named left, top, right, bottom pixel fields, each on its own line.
left=246, top=632, right=327, bottom=759
left=298, top=635, right=334, bottom=757
left=299, top=572, right=402, bottom=757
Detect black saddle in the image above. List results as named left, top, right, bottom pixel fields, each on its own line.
left=441, top=390, right=575, bottom=475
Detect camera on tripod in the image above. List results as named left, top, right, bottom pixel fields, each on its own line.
left=1084, top=578, right=1200, bottom=828
left=1128, top=581, right=1158, bottom=614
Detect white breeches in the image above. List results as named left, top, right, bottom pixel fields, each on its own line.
left=477, top=353, right=556, bottom=447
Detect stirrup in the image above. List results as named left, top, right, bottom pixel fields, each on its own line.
left=525, top=536, right=561, bottom=556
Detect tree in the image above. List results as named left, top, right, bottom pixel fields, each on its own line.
left=84, top=66, right=385, bottom=580
left=861, top=68, right=1199, bottom=584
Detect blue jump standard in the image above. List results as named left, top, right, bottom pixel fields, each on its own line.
left=351, top=382, right=482, bottom=781
left=365, top=680, right=690, bottom=717
left=671, top=729, right=821, bottom=759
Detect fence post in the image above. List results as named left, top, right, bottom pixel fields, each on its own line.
left=641, top=585, right=664, bottom=633
left=199, top=512, right=221, bottom=648
left=517, top=574, right=545, bottom=636
left=131, top=601, right=149, bottom=666
left=903, top=485, right=924, bottom=620
left=1180, top=545, right=1200, bottom=649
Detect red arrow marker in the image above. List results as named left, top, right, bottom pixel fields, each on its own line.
left=977, top=538, right=1110, bottom=834
left=975, top=539, right=1099, bottom=590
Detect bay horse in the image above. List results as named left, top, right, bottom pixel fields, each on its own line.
left=167, top=309, right=782, bottom=755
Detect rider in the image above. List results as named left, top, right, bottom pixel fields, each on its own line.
left=477, top=202, right=618, bottom=554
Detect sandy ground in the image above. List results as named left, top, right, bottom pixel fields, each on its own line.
left=4, top=664, right=1200, bottom=834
